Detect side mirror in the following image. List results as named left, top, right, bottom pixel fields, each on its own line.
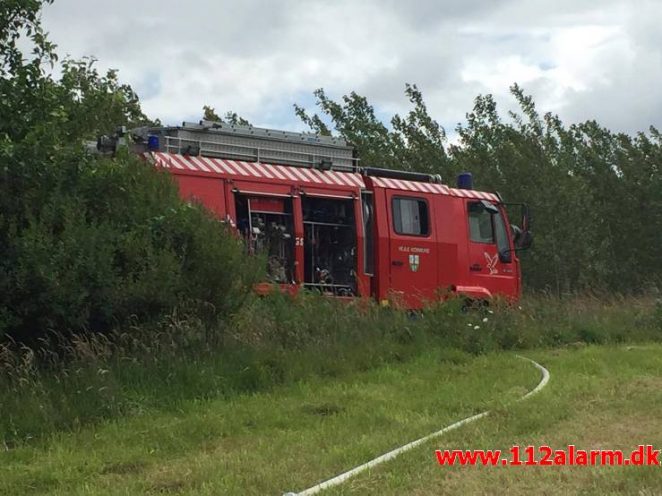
left=510, top=224, right=522, bottom=245
left=503, top=202, right=533, bottom=252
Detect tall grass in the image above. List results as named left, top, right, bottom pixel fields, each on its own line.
left=1, top=292, right=660, bottom=446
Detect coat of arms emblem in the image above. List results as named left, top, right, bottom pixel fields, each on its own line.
left=409, top=254, right=420, bottom=272
left=484, top=252, right=499, bottom=275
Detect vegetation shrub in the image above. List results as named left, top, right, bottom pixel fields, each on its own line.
left=0, top=151, right=262, bottom=341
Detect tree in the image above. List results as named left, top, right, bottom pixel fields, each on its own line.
left=295, top=88, right=399, bottom=168
left=295, top=85, right=449, bottom=173
left=202, top=105, right=250, bottom=126
left=390, top=84, right=448, bottom=174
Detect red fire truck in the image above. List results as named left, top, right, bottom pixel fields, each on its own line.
left=122, top=121, right=531, bottom=307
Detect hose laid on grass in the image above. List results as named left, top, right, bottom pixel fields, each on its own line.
left=284, top=354, right=550, bottom=496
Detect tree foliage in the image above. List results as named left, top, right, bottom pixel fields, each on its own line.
left=202, top=105, right=251, bottom=126
left=294, top=85, right=448, bottom=173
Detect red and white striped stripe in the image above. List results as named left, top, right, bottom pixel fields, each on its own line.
left=148, top=152, right=365, bottom=188
left=370, top=176, right=450, bottom=194
left=146, top=152, right=499, bottom=201
left=369, top=177, right=498, bottom=201
left=448, top=187, right=499, bottom=202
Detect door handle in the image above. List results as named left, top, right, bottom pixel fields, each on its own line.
left=470, top=263, right=482, bottom=272
left=392, top=260, right=404, bottom=267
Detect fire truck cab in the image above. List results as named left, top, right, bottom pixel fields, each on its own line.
left=123, top=121, right=531, bottom=307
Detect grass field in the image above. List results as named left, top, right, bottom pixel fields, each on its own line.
left=2, top=344, right=661, bottom=495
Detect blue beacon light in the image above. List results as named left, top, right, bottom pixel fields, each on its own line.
left=457, top=172, right=473, bottom=190
left=147, top=135, right=160, bottom=151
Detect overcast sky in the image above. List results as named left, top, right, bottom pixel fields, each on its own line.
left=41, top=0, right=662, bottom=137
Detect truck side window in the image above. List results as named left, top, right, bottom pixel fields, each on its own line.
left=392, top=197, right=429, bottom=236
left=468, top=201, right=494, bottom=243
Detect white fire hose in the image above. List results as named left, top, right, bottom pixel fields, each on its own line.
left=284, top=355, right=550, bottom=496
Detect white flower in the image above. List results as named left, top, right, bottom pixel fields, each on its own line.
left=467, top=323, right=473, bottom=327
left=473, top=325, right=480, bottom=330
left=482, top=317, right=488, bottom=323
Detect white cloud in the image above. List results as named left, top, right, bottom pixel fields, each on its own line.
left=40, top=0, right=662, bottom=135
left=462, top=55, right=546, bottom=91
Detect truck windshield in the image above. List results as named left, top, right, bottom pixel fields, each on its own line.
left=468, top=201, right=511, bottom=259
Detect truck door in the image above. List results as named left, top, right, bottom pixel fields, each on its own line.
left=466, top=200, right=518, bottom=299
left=386, top=191, right=437, bottom=308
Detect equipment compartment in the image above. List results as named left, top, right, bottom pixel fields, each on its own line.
left=302, top=197, right=357, bottom=296
left=235, top=194, right=295, bottom=284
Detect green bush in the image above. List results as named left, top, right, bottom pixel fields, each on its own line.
left=0, top=151, right=262, bottom=341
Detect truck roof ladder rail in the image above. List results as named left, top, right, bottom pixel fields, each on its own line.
left=131, top=123, right=443, bottom=183
left=135, top=122, right=359, bottom=172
